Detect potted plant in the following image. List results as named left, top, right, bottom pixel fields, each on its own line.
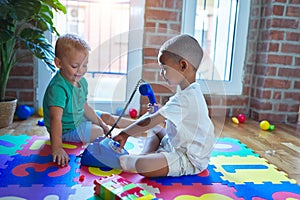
left=0, top=0, right=66, bottom=128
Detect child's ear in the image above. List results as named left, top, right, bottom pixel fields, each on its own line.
left=54, top=57, right=62, bottom=69
left=179, top=59, right=188, bottom=71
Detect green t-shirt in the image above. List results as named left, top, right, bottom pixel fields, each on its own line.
left=43, top=71, right=88, bottom=134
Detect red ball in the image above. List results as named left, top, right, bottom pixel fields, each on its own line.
left=129, top=108, right=138, bottom=118
left=237, top=114, right=246, bottom=123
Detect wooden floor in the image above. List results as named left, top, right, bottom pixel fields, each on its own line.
left=0, top=116, right=299, bottom=184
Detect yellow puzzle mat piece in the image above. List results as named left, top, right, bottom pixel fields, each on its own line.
left=210, top=155, right=297, bottom=184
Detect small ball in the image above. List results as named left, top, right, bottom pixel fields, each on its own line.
left=16, top=105, right=33, bottom=120
left=129, top=108, right=138, bottom=119
left=231, top=117, right=239, bottom=124
left=269, top=124, right=275, bottom=131
left=116, top=107, right=123, bottom=116
left=237, top=114, right=246, bottom=123
left=260, top=120, right=270, bottom=131
left=38, top=107, right=44, bottom=117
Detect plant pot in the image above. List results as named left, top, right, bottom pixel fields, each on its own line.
left=0, top=97, right=17, bottom=128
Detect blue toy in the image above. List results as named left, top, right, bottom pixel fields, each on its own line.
left=139, top=82, right=158, bottom=112
left=80, top=81, right=157, bottom=169
left=80, top=137, right=128, bottom=169
left=16, top=105, right=34, bottom=120
left=115, top=107, right=123, bottom=116
left=37, top=119, right=44, bottom=126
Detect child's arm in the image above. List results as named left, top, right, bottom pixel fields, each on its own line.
left=84, top=102, right=110, bottom=134
left=113, top=112, right=165, bottom=149
left=49, top=106, right=69, bottom=167
left=101, top=112, right=135, bottom=128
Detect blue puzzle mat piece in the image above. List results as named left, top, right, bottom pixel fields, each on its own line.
left=0, top=184, right=76, bottom=199
left=212, top=137, right=259, bottom=157
left=0, top=154, right=79, bottom=187
left=0, top=154, right=13, bottom=170
left=150, top=164, right=224, bottom=186
left=223, top=164, right=268, bottom=173
left=233, top=181, right=300, bottom=200
left=0, top=134, right=30, bottom=156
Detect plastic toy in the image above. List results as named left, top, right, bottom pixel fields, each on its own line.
left=79, top=175, right=85, bottom=182
left=80, top=137, right=128, bottom=169
left=37, top=119, right=44, bottom=126
left=237, top=113, right=246, bottom=123
left=80, top=81, right=157, bottom=169
left=139, top=82, right=158, bottom=112
left=232, top=117, right=239, bottom=124
left=269, top=124, right=275, bottom=131
left=260, top=120, right=275, bottom=131
left=129, top=108, right=138, bottom=118
left=38, top=107, right=44, bottom=117
left=94, top=174, right=156, bottom=199
left=16, top=105, right=34, bottom=120
left=116, top=107, right=123, bottom=116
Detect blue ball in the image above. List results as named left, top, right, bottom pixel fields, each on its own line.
left=116, top=107, right=123, bottom=116
left=16, top=105, right=34, bottom=120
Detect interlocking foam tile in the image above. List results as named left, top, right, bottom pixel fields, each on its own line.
left=124, top=136, right=144, bottom=154
left=0, top=154, right=80, bottom=187
left=233, top=182, right=300, bottom=200
left=210, top=156, right=297, bottom=184
left=69, top=185, right=95, bottom=200
left=153, top=183, right=243, bottom=200
left=17, top=135, right=84, bottom=156
left=0, top=184, right=75, bottom=199
left=212, top=137, right=259, bottom=157
left=0, top=134, right=30, bottom=156
left=1, top=135, right=299, bottom=200
left=73, top=137, right=143, bottom=186
left=75, top=165, right=122, bottom=186
left=0, top=154, right=13, bottom=170
left=150, top=164, right=224, bottom=186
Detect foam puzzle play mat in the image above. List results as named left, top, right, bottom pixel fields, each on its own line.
left=0, top=134, right=299, bottom=200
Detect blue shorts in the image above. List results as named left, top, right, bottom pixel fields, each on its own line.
left=62, top=110, right=102, bottom=143
left=62, top=118, right=92, bottom=143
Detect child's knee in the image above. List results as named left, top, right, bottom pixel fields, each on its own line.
left=90, top=125, right=104, bottom=141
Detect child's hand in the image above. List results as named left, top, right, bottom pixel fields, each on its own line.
left=147, top=103, right=160, bottom=114
left=52, top=148, right=69, bottom=167
left=102, top=124, right=110, bottom=135
left=112, top=131, right=129, bottom=149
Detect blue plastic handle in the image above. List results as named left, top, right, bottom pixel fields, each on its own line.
left=139, top=82, right=156, bottom=105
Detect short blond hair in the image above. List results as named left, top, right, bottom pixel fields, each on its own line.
left=55, top=34, right=90, bottom=59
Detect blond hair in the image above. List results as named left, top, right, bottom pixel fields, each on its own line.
left=55, top=34, right=91, bottom=59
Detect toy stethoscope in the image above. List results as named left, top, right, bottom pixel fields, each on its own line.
left=80, top=79, right=157, bottom=169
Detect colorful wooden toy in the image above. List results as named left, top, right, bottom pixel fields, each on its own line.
left=94, top=174, right=156, bottom=199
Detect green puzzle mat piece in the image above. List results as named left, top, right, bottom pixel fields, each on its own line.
left=212, top=137, right=259, bottom=157
left=0, top=134, right=30, bottom=156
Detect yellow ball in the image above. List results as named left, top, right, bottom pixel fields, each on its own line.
left=231, top=117, right=239, bottom=124
left=260, top=120, right=270, bottom=130
left=38, top=107, right=44, bottom=117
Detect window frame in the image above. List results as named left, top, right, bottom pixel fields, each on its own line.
left=181, top=0, right=251, bottom=95
left=37, top=0, right=145, bottom=114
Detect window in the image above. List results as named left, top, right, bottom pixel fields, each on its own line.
left=182, top=0, right=250, bottom=95
left=37, top=0, right=145, bottom=114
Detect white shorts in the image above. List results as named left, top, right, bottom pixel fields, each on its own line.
left=157, top=136, right=201, bottom=177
